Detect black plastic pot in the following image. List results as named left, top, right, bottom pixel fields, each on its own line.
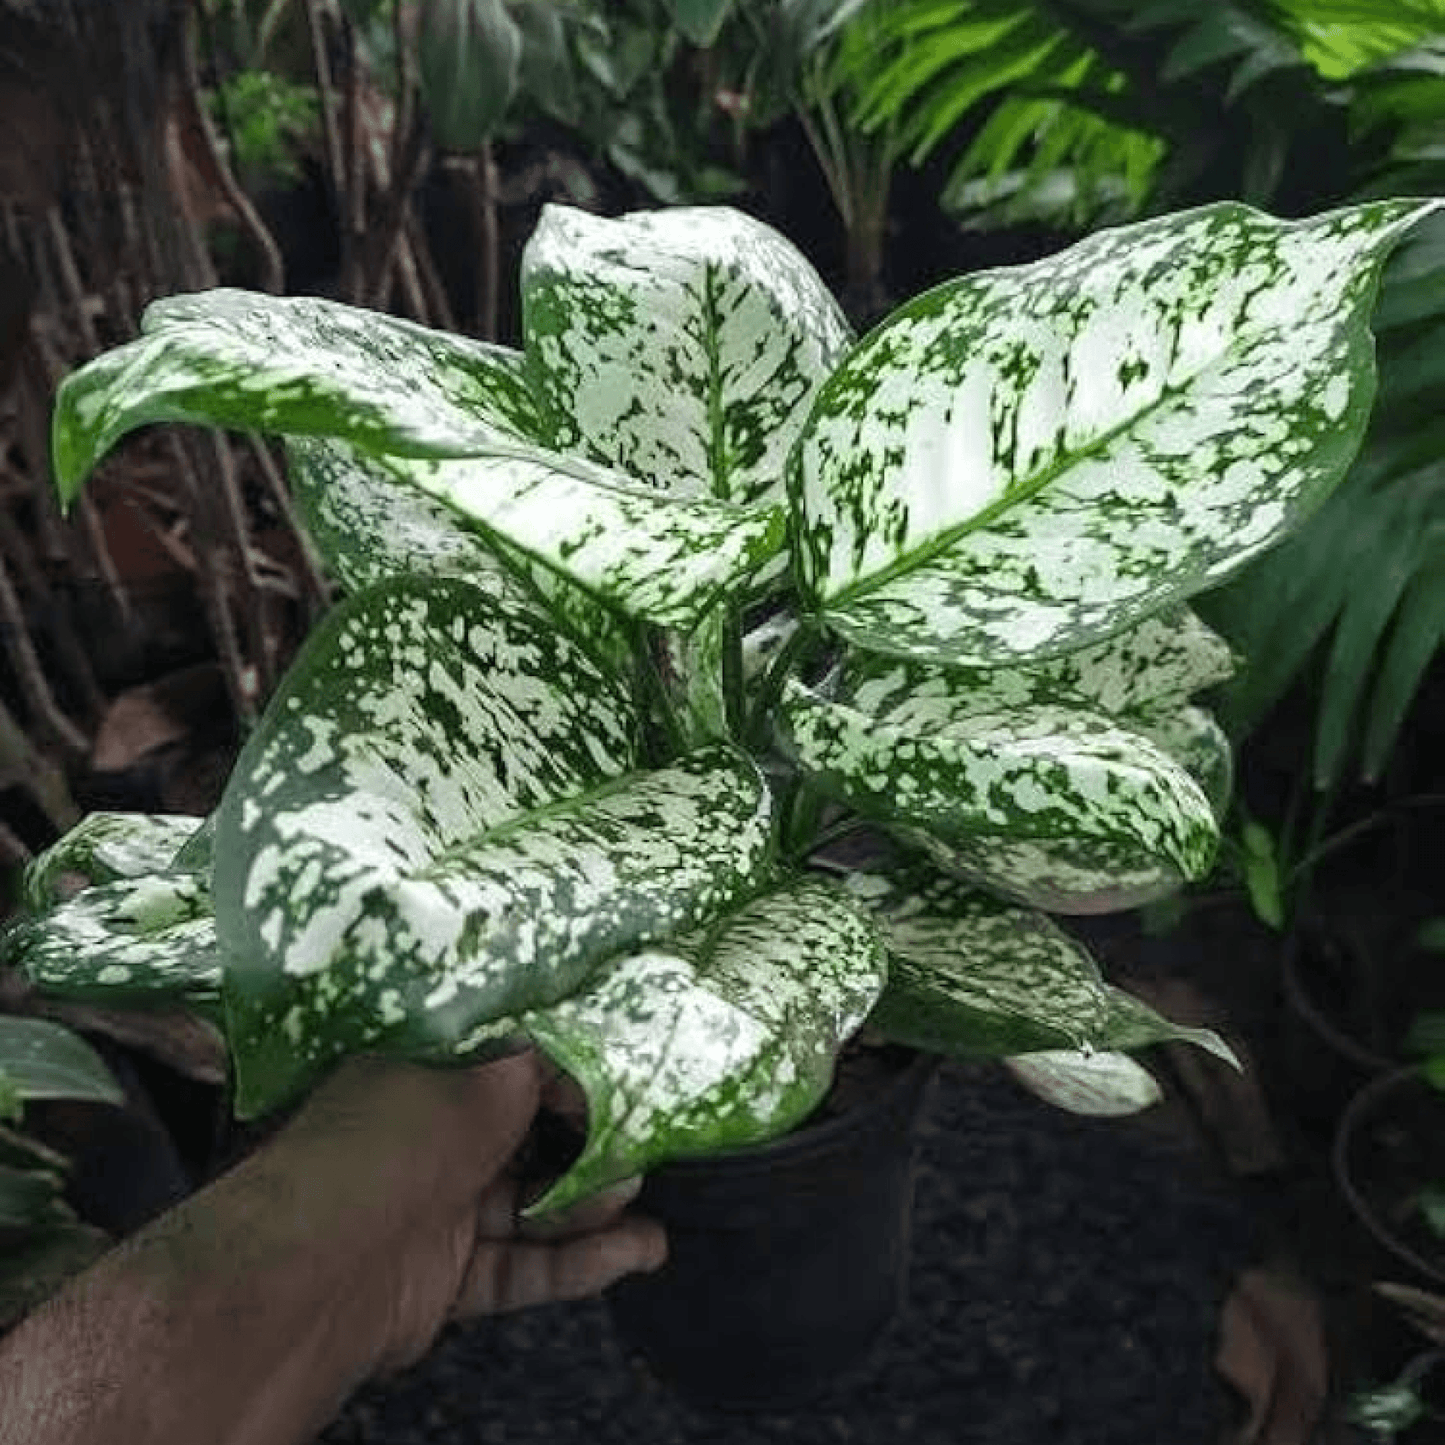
left=606, top=1048, right=936, bottom=1412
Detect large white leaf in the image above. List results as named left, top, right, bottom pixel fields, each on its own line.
left=523, top=204, right=853, bottom=504
left=791, top=199, right=1441, bottom=663
left=337, top=444, right=785, bottom=629
left=52, top=291, right=543, bottom=501
left=213, top=576, right=773, bottom=1116
left=288, top=437, right=624, bottom=671
left=523, top=879, right=887, bottom=1213
left=780, top=671, right=1218, bottom=912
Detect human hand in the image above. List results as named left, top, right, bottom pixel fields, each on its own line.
left=272, top=1049, right=667, bottom=1378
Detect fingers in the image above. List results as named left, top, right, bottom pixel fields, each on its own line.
left=452, top=1217, right=669, bottom=1318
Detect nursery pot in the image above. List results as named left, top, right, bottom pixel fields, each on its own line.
left=607, top=1047, right=935, bottom=1412
left=1332, top=1066, right=1445, bottom=1289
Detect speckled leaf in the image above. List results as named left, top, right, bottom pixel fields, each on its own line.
left=663, top=603, right=732, bottom=745
left=843, top=606, right=1236, bottom=838
left=1130, top=704, right=1233, bottom=818
left=791, top=199, right=1441, bottom=664
left=844, top=607, right=1234, bottom=720
left=779, top=675, right=1218, bottom=912
left=858, top=875, right=1236, bottom=1065
left=4, top=872, right=221, bottom=1013
left=522, top=879, right=887, bottom=1214
left=22, top=812, right=207, bottom=910
left=319, top=442, right=785, bottom=629
left=0, top=1018, right=124, bottom=1107
left=523, top=204, right=853, bottom=505
left=213, top=576, right=774, bottom=1117
left=287, top=437, right=632, bottom=671
left=1004, top=1050, right=1163, bottom=1117
left=51, top=290, right=543, bottom=502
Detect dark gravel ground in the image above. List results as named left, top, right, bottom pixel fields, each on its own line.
left=320, top=1059, right=1259, bottom=1445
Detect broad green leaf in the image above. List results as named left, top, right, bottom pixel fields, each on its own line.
left=856, top=875, right=1237, bottom=1064
left=791, top=199, right=1441, bottom=665
left=0, top=1124, right=68, bottom=1175
left=0, top=1072, right=19, bottom=1124
left=779, top=674, right=1218, bottom=912
left=51, top=291, right=543, bottom=502
left=0, top=1163, right=73, bottom=1232
left=323, top=442, right=786, bottom=629
left=1004, top=1050, right=1163, bottom=1116
left=419, top=0, right=522, bottom=152
left=288, top=436, right=632, bottom=670
left=522, top=879, right=886, bottom=1213
left=4, top=872, right=222, bottom=1011
left=522, top=204, right=853, bottom=506
left=213, top=576, right=773, bottom=1117
left=23, top=812, right=206, bottom=910
left=0, top=1018, right=124, bottom=1108
left=668, top=0, right=733, bottom=46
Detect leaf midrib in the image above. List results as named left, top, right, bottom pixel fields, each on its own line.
left=822, top=283, right=1338, bottom=611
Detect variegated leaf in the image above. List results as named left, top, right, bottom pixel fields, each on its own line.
left=1004, top=1051, right=1163, bottom=1117
left=856, top=876, right=1236, bottom=1065
left=791, top=199, right=1441, bottom=664
left=52, top=291, right=544, bottom=501
left=1130, top=704, right=1233, bottom=818
left=663, top=602, right=732, bottom=745
left=831, top=610, right=1233, bottom=890
left=213, top=576, right=774, bottom=1117
left=522, top=879, right=887, bottom=1214
left=333, top=444, right=785, bottom=629
left=779, top=675, right=1218, bottom=912
left=287, top=437, right=632, bottom=671
left=22, top=812, right=207, bottom=910
left=4, top=873, right=221, bottom=1013
left=522, top=204, right=853, bottom=505
left=843, top=607, right=1234, bottom=721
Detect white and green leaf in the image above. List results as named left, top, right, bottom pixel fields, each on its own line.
left=4, top=872, right=221, bottom=1012
left=779, top=674, right=1218, bottom=912
left=22, top=812, right=207, bottom=910
left=835, top=607, right=1235, bottom=844
left=330, top=443, right=785, bottom=630
left=1004, top=1050, right=1163, bottom=1117
left=52, top=291, right=543, bottom=501
left=523, top=878, right=886, bottom=1213
left=791, top=198, right=1441, bottom=664
left=0, top=1019, right=125, bottom=1108
left=523, top=204, right=853, bottom=505
left=213, top=576, right=774, bottom=1116
left=287, top=436, right=632, bottom=670
left=855, top=874, right=1236, bottom=1064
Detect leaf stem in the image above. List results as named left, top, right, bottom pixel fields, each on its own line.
left=745, top=616, right=816, bottom=752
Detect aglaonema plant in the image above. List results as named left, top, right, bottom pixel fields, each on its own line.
left=6, top=196, right=1437, bottom=1213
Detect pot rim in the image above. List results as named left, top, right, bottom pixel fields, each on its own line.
left=1333, top=1064, right=1445, bottom=1288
